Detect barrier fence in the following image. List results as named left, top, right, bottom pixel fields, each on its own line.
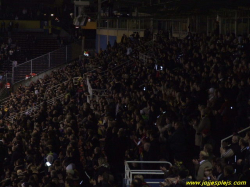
left=85, top=39, right=155, bottom=103
left=221, top=126, right=250, bottom=146
left=4, top=38, right=150, bottom=122
left=5, top=93, right=65, bottom=123
left=125, top=161, right=172, bottom=186
left=12, top=40, right=82, bottom=84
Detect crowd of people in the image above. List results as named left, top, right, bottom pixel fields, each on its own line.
left=0, top=36, right=21, bottom=71
left=0, top=30, right=250, bottom=187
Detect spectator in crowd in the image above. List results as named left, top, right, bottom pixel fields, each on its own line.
left=214, top=160, right=225, bottom=181
left=168, top=121, right=188, bottom=163
left=201, top=130, right=216, bottom=151
left=1, top=30, right=250, bottom=187
left=194, top=151, right=212, bottom=181
left=222, top=165, right=238, bottom=181
left=193, top=108, right=211, bottom=150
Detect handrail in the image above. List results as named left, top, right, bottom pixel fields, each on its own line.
left=126, top=161, right=172, bottom=164
left=14, top=47, right=66, bottom=68
left=221, top=126, right=250, bottom=146
left=0, top=92, right=26, bottom=105
left=125, top=161, right=172, bottom=186
left=99, top=39, right=153, bottom=77
left=130, top=171, right=164, bottom=174
left=139, top=52, right=152, bottom=64
left=86, top=40, right=154, bottom=105
left=44, top=79, right=70, bottom=97
left=13, top=39, right=82, bottom=84
left=6, top=93, right=65, bottom=123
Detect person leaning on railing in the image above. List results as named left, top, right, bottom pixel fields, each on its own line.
left=237, top=138, right=250, bottom=174
left=159, top=169, right=191, bottom=187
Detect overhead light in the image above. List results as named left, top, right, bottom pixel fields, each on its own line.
left=51, top=14, right=54, bottom=17
left=88, top=18, right=91, bottom=22
left=44, top=14, right=46, bottom=16
left=75, top=26, right=79, bottom=29
left=70, top=13, right=73, bottom=16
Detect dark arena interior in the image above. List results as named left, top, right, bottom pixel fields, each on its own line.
left=0, top=0, right=250, bottom=187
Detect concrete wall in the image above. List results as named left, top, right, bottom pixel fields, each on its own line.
left=99, top=35, right=108, bottom=51
left=95, top=34, right=117, bottom=51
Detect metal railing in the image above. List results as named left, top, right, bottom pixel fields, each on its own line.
left=125, top=161, right=172, bottom=186
left=139, top=53, right=152, bottom=64
left=85, top=39, right=155, bottom=103
left=221, top=126, right=250, bottom=146
left=44, top=80, right=70, bottom=98
left=86, top=77, right=92, bottom=98
left=98, top=17, right=152, bottom=30
left=12, top=40, right=82, bottom=84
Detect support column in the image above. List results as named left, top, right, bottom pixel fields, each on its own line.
left=98, top=0, right=101, bottom=28
left=235, top=11, right=237, bottom=35
left=179, top=21, right=181, bottom=38
left=207, top=16, right=209, bottom=35
left=31, top=60, right=33, bottom=74
left=219, top=17, right=222, bottom=34
left=12, top=64, right=14, bottom=84
left=107, top=20, right=109, bottom=46
left=66, top=46, right=68, bottom=62
left=117, top=19, right=118, bottom=36
left=248, top=17, right=249, bottom=34
left=98, top=0, right=101, bottom=53
left=196, top=16, right=198, bottom=33
left=139, top=19, right=140, bottom=31
left=225, top=18, right=227, bottom=35
left=48, top=53, right=50, bottom=68
left=150, top=18, right=153, bottom=35
left=98, top=31, right=100, bottom=53
left=74, top=5, right=76, bottom=18
left=127, top=19, right=129, bottom=36
left=82, top=36, right=85, bottom=53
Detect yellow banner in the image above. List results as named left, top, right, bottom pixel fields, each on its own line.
left=1, top=20, right=40, bottom=29
left=81, top=22, right=97, bottom=30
